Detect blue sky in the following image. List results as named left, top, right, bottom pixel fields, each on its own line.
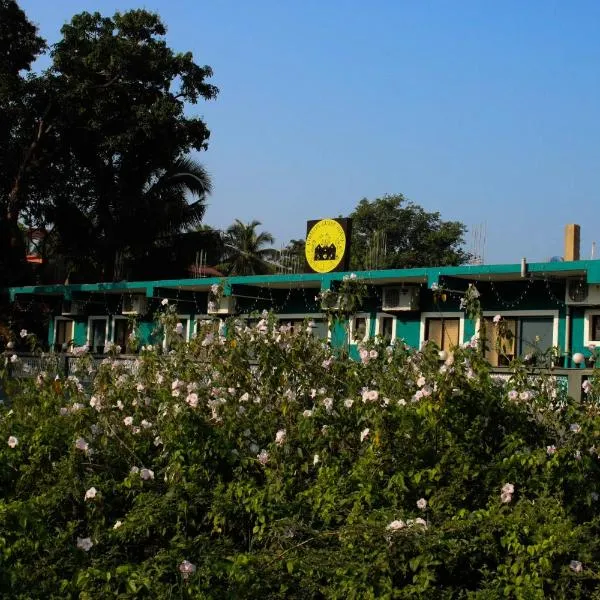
left=19, top=0, right=600, bottom=263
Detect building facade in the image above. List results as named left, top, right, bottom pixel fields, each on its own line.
left=7, top=259, right=600, bottom=369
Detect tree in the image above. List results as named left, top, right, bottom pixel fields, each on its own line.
left=220, top=220, right=275, bottom=275
left=47, top=157, right=213, bottom=280
left=0, top=0, right=46, bottom=284
left=1, top=7, right=218, bottom=283
left=349, top=194, right=470, bottom=270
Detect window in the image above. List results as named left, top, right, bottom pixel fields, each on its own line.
left=377, top=316, right=395, bottom=341
left=113, top=318, right=133, bottom=351
left=425, top=318, right=459, bottom=352
left=88, top=318, right=108, bottom=354
left=310, top=320, right=329, bottom=340
left=54, top=318, right=73, bottom=352
left=585, top=312, right=600, bottom=345
left=348, top=314, right=370, bottom=343
left=484, top=315, right=554, bottom=367
left=594, top=315, right=600, bottom=342
left=164, top=315, right=190, bottom=350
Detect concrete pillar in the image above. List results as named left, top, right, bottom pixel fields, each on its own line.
left=564, top=224, right=580, bottom=261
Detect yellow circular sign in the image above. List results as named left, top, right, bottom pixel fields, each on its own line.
left=305, top=219, right=347, bottom=273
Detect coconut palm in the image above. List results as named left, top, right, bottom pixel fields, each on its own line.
left=220, top=219, right=275, bottom=275
left=47, top=156, right=212, bottom=280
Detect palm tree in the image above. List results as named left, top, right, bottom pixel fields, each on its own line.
left=47, top=156, right=212, bottom=280
left=220, top=219, right=275, bottom=275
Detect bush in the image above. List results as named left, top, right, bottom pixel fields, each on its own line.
left=1, top=310, right=600, bottom=598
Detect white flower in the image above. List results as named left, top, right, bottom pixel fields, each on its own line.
left=75, top=438, right=89, bottom=452
left=113, top=520, right=123, bottom=529
left=210, top=283, right=220, bottom=295
left=123, top=416, right=133, bottom=427
left=398, top=399, right=407, bottom=406
left=369, top=349, right=378, bottom=359
left=140, top=468, right=154, bottom=480
left=413, top=517, right=427, bottom=528
left=76, top=537, right=93, bottom=551
left=6, top=341, right=14, bottom=349
left=7, top=436, right=18, bottom=448
left=84, top=487, right=97, bottom=500
left=493, top=314, right=502, bottom=324
left=386, top=520, right=405, bottom=531
left=570, top=560, right=583, bottom=573
left=344, top=398, right=354, bottom=408
left=153, top=436, right=163, bottom=447
left=179, top=560, right=197, bottom=579
left=302, top=409, right=313, bottom=417
left=322, top=397, right=333, bottom=412
left=130, top=466, right=140, bottom=474
left=239, top=392, right=249, bottom=402
left=275, top=429, right=286, bottom=446
left=174, top=322, right=184, bottom=335
left=582, top=380, right=593, bottom=394
left=313, top=453, right=320, bottom=465
left=257, top=450, right=269, bottom=465
left=19, top=329, right=28, bottom=338
left=547, top=445, right=557, bottom=455
left=141, top=419, right=152, bottom=429
left=360, top=428, right=370, bottom=442
left=161, top=298, right=169, bottom=306
left=417, top=498, right=427, bottom=510
left=416, top=376, right=426, bottom=388
left=10, top=354, right=18, bottom=363
left=508, top=390, right=519, bottom=401
left=519, top=390, right=533, bottom=402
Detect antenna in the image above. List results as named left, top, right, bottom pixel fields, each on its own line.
left=468, top=222, right=486, bottom=265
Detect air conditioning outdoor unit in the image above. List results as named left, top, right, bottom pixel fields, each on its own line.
left=565, top=280, right=600, bottom=306
left=382, top=286, right=420, bottom=311
left=122, top=295, right=147, bottom=315
left=61, top=299, right=85, bottom=316
left=208, top=296, right=236, bottom=315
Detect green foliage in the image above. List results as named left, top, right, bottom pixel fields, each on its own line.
left=0, top=5, right=218, bottom=284
left=2, top=312, right=600, bottom=598
left=349, top=194, right=470, bottom=270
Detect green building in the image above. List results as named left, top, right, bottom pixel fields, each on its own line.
left=7, top=258, right=600, bottom=370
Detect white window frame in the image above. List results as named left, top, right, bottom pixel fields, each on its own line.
left=87, top=316, right=109, bottom=352
left=584, top=310, right=600, bottom=346
left=375, top=312, right=397, bottom=340
left=53, top=317, right=74, bottom=351
left=349, top=312, right=371, bottom=344
left=163, top=314, right=191, bottom=348
left=479, top=310, right=559, bottom=348
left=193, top=314, right=221, bottom=338
left=420, top=312, right=465, bottom=348
left=111, top=315, right=132, bottom=347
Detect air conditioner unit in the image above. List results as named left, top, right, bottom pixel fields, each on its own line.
left=61, top=299, right=85, bottom=316
left=566, top=281, right=600, bottom=306
left=122, top=295, right=147, bottom=315
left=208, top=296, right=236, bottom=315
left=382, top=286, right=420, bottom=311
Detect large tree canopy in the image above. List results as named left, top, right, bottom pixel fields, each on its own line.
left=349, top=194, right=470, bottom=270
left=0, top=5, right=218, bottom=283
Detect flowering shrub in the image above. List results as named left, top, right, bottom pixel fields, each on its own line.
left=1, top=310, right=600, bottom=598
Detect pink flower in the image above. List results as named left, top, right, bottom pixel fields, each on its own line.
left=140, top=468, right=154, bottom=481
left=123, top=416, right=133, bottom=427
left=7, top=436, right=18, bottom=448
left=416, top=498, right=427, bottom=510
left=360, top=428, right=370, bottom=442
left=502, top=483, right=514, bottom=495
left=508, top=390, right=519, bottom=401
left=582, top=380, right=593, bottom=394
left=493, top=314, right=502, bottom=324
left=179, top=560, right=196, bottom=579
left=501, top=492, right=513, bottom=503
left=186, top=393, right=199, bottom=408
left=75, top=438, right=89, bottom=452
left=257, top=450, right=269, bottom=465
left=386, top=519, right=405, bottom=531
left=547, top=445, right=557, bottom=455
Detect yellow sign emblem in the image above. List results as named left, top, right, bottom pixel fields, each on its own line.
left=305, top=219, right=347, bottom=273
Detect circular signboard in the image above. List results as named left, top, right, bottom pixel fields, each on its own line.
left=305, top=219, right=347, bottom=273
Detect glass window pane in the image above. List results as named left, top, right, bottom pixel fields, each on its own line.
left=519, top=318, right=553, bottom=356
left=592, top=315, right=600, bottom=342
left=381, top=317, right=394, bottom=340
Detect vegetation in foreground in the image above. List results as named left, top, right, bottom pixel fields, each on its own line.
left=1, top=305, right=600, bottom=598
